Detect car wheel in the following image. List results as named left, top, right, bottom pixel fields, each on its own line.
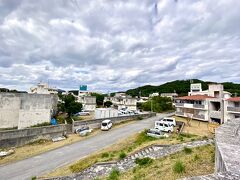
left=168, top=130, right=171, bottom=133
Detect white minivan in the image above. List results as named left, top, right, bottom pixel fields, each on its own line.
left=155, top=121, right=173, bottom=133
left=101, top=119, right=113, bottom=131
left=161, top=117, right=176, bottom=127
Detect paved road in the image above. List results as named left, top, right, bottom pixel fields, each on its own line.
left=0, top=113, right=172, bottom=180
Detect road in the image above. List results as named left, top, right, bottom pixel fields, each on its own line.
left=0, top=113, right=171, bottom=180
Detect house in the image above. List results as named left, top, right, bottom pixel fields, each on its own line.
left=29, top=82, right=58, bottom=94
left=160, top=93, right=178, bottom=100
left=104, top=93, right=137, bottom=111
left=77, top=85, right=97, bottom=111
left=175, top=83, right=232, bottom=124
left=225, top=97, right=240, bottom=121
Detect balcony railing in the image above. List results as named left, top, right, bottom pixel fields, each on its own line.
left=175, top=103, right=184, bottom=107
left=193, top=104, right=205, bottom=109
left=210, top=111, right=222, bottom=119
left=193, top=114, right=205, bottom=120
left=175, top=111, right=184, bottom=116
left=227, top=106, right=240, bottom=112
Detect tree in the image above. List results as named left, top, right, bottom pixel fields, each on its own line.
left=104, top=101, right=113, bottom=107
left=57, top=94, right=82, bottom=116
left=138, top=96, right=174, bottom=113
left=91, top=93, right=105, bottom=106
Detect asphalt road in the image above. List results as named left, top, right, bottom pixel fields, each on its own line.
left=0, top=113, right=172, bottom=180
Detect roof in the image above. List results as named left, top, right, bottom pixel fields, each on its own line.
left=227, top=97, right=240, bottom=102
left=177, top=95, right=215, bottom=100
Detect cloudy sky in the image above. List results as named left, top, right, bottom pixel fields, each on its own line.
left=0, top=0, right=240, bottom=92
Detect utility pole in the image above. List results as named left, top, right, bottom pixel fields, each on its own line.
left=151, top=99, right=153, bottom=112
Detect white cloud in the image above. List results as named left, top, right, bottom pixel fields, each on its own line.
left=0, top=0, right=240, bottom=92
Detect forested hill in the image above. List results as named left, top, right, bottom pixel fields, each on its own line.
left=125, top=79, right=240, bottom=97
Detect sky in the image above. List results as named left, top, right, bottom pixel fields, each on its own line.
left=0, top=0, right=240, bottom=92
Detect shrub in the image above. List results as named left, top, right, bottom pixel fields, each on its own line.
left=177, top=136, right=184, bottom=142
left=119, top=151, right=127, bottom=159
left=101, top=152, right=109, bottom=158
left=183, top=147, right=192, bottom=154
left=173, top=160, right=185, bottom=174
left=135, top=130, right=156, bottom=145
left=108, top=169, right=120, bottom=180
left=137, top=116, right=143, bottom=120
left=31, top=122, right=51, bottom=127
left=31, top=177, right=37, bottom=180
left=193, top=154, right=200, bottom=161
left=135, top=157, right=153, bottom=166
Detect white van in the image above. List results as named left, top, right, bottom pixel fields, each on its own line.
left=161, top=117, right=176, bottom=126
left=101, top=119, right=113, bottom=131
left=155, top=121, right=173, bottom=133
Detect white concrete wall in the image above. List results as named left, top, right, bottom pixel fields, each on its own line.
left=0, top=94, right=20, bottom=128
left=0, top=93, right=57, bottom=129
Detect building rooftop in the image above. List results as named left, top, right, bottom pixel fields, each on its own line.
left=227, top=97, right=240, bottom=102
left=177, top=95, right=215, bottom=101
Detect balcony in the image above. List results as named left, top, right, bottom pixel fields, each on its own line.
left=193, top=104, right=205, bottom=109
left=193, top=114, right=205, bottom=120
left=175, top=103, right=184, bottom=107
left=227, top=106, right=240, bottom=113
left=175, top=103, right=206, bottom=109
left=210, top=111, right=222, bottom=119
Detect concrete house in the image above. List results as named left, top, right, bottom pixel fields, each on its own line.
left=175, top=83, right=232, bottom=124
left=0, top=93, right=58, bottom=129
left=225, top=97, right=240, bottom=121
left=104, top=93, right=137, bottom=111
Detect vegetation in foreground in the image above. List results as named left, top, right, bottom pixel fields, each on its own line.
left=104, top=144, right=215, bottom=180
left=46, top=131, right=199, bottom=177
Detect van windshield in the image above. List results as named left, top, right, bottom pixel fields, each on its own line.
left=102, top=123, right=107, bottom=126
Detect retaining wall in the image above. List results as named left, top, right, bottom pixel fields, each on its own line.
left=0, top=124, right=72, bottom=148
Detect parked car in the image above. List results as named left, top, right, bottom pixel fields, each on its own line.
left=75, top=126, right=92, bottom=136
left=155, top=121, right=174, bottom=133
left=101, top=119, right=113, bottom=131
left=74, top=111, right=90, bottom=116
left=146, top=128, right=169, bottom=138
left=160, top=117, right=176, bottom=126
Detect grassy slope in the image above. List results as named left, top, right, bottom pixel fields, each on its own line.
left=105, top=144, right=215, bottom=180
left=43, top=131, right=200, bottom=178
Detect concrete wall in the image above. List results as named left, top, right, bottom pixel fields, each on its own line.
left=0, top=93, right=20, bottom=128
left=215, top=118, right=240, bottom=176
left=73, top=113, right=156, bottom=132
left=0, top=124, right=71, bottom=148
left=0, top=93, right=58, bottom=129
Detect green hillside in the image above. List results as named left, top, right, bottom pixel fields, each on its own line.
left=126, top=79, right=240, bottom=97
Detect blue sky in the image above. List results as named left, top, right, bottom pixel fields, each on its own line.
left=0, top=0, right=240, bottom=92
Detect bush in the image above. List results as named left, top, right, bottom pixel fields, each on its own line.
left=108, top=169, right=120, bottom=180
left=177, top=136, right=184, bottom=142
left=193, top=154, right=200, bottom=161
left=135, top=157, right=153, bottom=166
left=119, top=151, right=127, bottom=159
left=31, top=122, right=51, bottom=127
left=183, top=147, right=192, bottom=154
left=137, top=116, right=143, bottom=120
left=101, top=152, right=109, bottom=158
left=135, top=130, right=156, bottom=145
left=31, top=177, right=37, bottom=180
left=173, top=160, right=185, bottom=174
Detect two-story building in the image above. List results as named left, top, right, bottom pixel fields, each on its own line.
left=175, top=83, right=232, bottom=124
left=104, top=93, right=137, bottom=111
left=225, top=97, right=240, bottom=121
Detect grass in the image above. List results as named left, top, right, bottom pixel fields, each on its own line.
left=113, top=144, right=215, bottom=180
left=43, top=130, right=202, bottom=178
left=174, top=116, right=214, bottom=137
left=135, top=157, right=153, bottom=166
left=173, top=160, right=185, bottom=173
left=107, top=169, right=120, bottom=180
left=119, top=151, right=127, bottom=159
left=183, top=147, right=193, bottom=154
left=30, top=122, right=51, bottom=128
